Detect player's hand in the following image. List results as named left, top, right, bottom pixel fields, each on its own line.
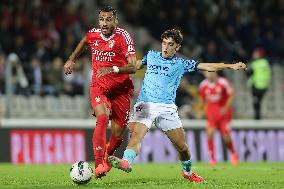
left=96, top=67, right=114, bottom=78
left=231, top=62, right=247, bottom=70
left=64, top=60, right=75, bottom=75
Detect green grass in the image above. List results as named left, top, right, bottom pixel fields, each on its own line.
left=0, top=162, right=284, bottom=189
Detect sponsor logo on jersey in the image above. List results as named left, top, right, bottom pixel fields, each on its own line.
left=147, top=65, right=170, bottom=77
left=93, top=50, right=116, bottom=62
left=205, top=88, right=221, bottom=102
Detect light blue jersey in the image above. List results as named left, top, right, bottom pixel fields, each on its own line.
left=137, top=50, right=199, bottom=104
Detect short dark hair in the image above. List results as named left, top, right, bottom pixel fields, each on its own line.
left=99, top=6, right=117, bottom=18
left=161, top=29, right=183, bottom=45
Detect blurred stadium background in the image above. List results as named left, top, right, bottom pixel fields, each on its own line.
left=0, top=0, right=284, bottom=166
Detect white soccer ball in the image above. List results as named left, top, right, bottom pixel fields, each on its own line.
left=70, top=161, right=93, bottom=185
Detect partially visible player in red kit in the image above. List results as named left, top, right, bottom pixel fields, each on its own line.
left=198, top=71, right=238, bottom=166
left=64, top=6, right=137, bottom=178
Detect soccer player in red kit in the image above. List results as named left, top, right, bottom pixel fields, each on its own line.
left=64, top=6, right=137, bottom=178
left=199, top=71, right=238, bottom=166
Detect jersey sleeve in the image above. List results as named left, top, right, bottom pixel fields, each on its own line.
left=120, top=30, right=136, bottom=58
left=85, top=31, right=90, bottom=43
left=85, top=28, right=97, bottom=43
left=183, top=59, right=199, bottom=73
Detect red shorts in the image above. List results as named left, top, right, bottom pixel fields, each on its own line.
left=207, top=112, right=232, bottom=136
left=90, top=85, right=131, bottom=128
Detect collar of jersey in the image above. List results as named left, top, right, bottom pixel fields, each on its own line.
left=160, top=52, right=176, bottom=61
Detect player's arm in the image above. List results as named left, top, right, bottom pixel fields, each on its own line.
left=112, top=58, right=145, bottom=74
left=196, top=96, right=206, bottom=119
left=96, top=31, right=138, bottom=77
left=64, top=37, right=88, bottom=75
left=117, top=56, right=137, bottom=74
left=220, top=80, right=235, bottom=115
left=96, top=56, right=137, bottom=77
left=197, top=62, right=246, bottom=72
left=136, top=60, right=145, bottom=70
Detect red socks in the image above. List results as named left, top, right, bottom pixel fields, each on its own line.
left=93, top=114, right=109, bottom=168
left=107, top=135, right=123, bottom=156
left=207, top=138, right=215, bottom=160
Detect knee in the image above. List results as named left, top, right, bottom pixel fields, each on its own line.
left=130, top=130, right=142, bottom=142
left=128, top=130, right=143, bottom=146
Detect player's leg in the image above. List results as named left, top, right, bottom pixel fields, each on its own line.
left=124, top=122, right=149, bottom=164
left=165, top=128, right=204, bottom=183
left=108, top=102, right=154, bottom=172
left=93, top=103, right=110, bottom=166
left=219, top=119, right=238, bottom=165
left=92, top=103, right=111, bottom=178
left=102, top=92, right=132, bottom=173
left=105, top=93, right=131, bottom=159
left=105, top=121, right=125, bottom=159
left=108, top=122, right=149, bottom=172
left=206, top=123, right=217, bottom=166
left=97, top=121, right=125, bottom=175
left=158, top=107, right=203, bottom=182
left=90, top=86, right=111, bottom=178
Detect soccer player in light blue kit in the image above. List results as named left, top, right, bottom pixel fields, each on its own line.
left=108, top=29, right=246, bottom=182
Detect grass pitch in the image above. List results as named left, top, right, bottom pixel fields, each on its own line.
left=0, top=162, right=283, bottom=189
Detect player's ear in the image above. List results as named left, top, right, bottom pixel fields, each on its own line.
left=115, top=18, right=118, bottom=25
left=176, top=44, right=181, bottom=51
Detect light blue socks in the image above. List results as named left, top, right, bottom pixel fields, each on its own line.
left=123, top=149, right=137, bottom=165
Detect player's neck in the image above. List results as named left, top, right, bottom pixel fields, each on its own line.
left=162, top=53, right=176, bottom=60
left=102, top=27, right=117, bottom=39
left=208, top=79, right=217, bottom=84
left=102, top=33, right=113, bottom=38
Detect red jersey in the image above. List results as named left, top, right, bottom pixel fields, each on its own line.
left=199, top=77, right=234, bottom=119
left=86, top=27, right=136, bottom=93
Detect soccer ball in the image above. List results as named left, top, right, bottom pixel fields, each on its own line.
left=69, top=161, right=93, bottom=185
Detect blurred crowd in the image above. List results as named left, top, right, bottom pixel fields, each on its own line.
left=0, top=0, right=282, bottom=118
left=118, top=0, right=282, bottom=118
left=119, top=0, right=284, bottom=63
left=0, top=0, right=94, bottom=96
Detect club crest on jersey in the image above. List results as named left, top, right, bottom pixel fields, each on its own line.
left=95, top=96, right=100, bottom=102
left=108, top=40, right=115, bottom=48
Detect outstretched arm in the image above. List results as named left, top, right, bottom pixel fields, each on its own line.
left=96, top=56, right=137, bottom=77
left=64, top=37, right=88, bottom=75
left=197, top=62, right=246, bottom=72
